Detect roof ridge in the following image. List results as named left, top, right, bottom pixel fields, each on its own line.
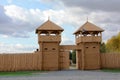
left=74, top=21, right=104, bottom=34
left=36, top=20, right=64, bottom=33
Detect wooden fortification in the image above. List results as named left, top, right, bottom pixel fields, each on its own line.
left=74, top=21, right=104, bottom=70
left=36, top=20, right=69, bottom=70
left=1, top=19, right=120, bottom=71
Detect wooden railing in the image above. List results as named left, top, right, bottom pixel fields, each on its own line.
left=38, top=35, right=61, bottom=42
left=76, top=36, right=101, bottom=43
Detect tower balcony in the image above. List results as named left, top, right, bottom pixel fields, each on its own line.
left=76, top=36, right=101, bottom=44
left=38, top=35, right=61, bottom=42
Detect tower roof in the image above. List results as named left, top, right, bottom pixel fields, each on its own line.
left=36, top=20, right=64, bottom=33
left=74, top=21, right=104, bottom=34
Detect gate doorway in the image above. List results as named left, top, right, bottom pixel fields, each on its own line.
left=69, top=50, right=77, bottom=70
left=60, top=45, right=80, bottom=70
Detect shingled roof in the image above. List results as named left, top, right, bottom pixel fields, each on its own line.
left=74, top=21, right=104, bottom=34
left=36, top=20, right=64, bottom=33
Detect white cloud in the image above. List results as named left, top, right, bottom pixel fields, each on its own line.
left=0, top=2, right=120, bottom=45
left=5, top=5, right=28, bottom=22
left=1, top=5, right=70, bottom=38
left=0, top=42, right=36, bottom=53
left=61, top=34, right=75, bottom=45
left=1, top=35, right=9, bottom=38
left=62, top=8, right=120, bottom=43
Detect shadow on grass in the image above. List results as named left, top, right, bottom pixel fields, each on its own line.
left=101, top=68, right=120, bottom=73
left=0, top=71, right=46, bottom=76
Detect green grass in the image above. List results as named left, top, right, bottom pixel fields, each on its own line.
left=101, top=68, right=120, bottom=73
left=0, top=71, right=43, bottom=76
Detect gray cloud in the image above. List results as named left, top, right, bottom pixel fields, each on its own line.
left=61, top=0, right=120, bottom=12
left=0, top=2, right=120, bottom=43
left=0, top=5, right=37, bottom=38
left=0, top=6, right=11, bottom=23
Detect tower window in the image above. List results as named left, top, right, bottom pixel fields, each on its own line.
left=52, top=48, right=56, bottom=50
left=44, top=48, right=48, bottom=50
left=86, top=47, right=88, bottom=48
left=93, top=47, right=96, bottom=48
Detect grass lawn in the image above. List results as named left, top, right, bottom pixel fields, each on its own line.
left=101, top=68, right=120, bottom=73
left=0, top=71, right=43, bottom=76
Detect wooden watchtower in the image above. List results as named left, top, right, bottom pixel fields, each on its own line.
left=36, top=20, right=64, bottom=70
left=74, top=21, right=104, bottom=70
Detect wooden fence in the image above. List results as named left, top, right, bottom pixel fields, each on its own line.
left=0, top=51, right=69, bottom=71
left=0, top=52, right=42, bottom=71
left=101, top=53, right=120, bottom=69
left=1, top=52, right=120, bottom=71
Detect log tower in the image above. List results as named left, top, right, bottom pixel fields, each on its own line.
left=36, top=20, right=64, bottom=70
left=74, top=21, right=104, bottom=70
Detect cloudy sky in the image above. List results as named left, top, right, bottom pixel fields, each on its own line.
left=0, top=0, right=120, bottom=53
